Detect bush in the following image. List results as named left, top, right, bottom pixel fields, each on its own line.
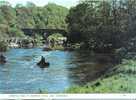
left=0, top=41, right=8, bottom=52
left=8, top=27, right=25, bottom=37
left=34, top=34, right=44, bottom=46
left=48, top=33, right=64, bottom=41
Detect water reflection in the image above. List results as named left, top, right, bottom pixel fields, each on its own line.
left=67, top=50, right=118, bottom=85
left=0, top=48, right=117, bottom=93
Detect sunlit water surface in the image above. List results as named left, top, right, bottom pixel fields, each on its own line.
left=0, top=48, right=116, bottom=93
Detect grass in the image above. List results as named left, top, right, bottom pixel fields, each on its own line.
left=65, top=59, right=136, bottom=93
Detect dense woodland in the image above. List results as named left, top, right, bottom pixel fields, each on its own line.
left=0, top=1, right=68, bottom=39
left=66, top=0, right=136, bottom=52
left=1, top=0, right=136, bottom=53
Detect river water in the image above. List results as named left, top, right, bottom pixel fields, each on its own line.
left=0, top=48, right=117, bottom=93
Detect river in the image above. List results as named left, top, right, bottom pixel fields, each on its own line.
left=0, top=48, right=117, bottom=93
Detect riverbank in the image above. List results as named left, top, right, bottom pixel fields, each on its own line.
left=66, top=59, right=136, bottom=93
left=0, top=36, right=44, bottom=51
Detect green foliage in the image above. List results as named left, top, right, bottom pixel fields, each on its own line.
left=0, top=41, right=8, bottom=52
left=0, top=1, right=68, bottom=39
left=34, top=34, right=43, bottom=46
left=66, top=0, right=136, bottom=51
left=48, top=33, right=63, bottom=41
left=47, top=33, right=65, bottom=50
left=66, top=59, right=136, bottom=93
left=45, top=3, right=68, bottom=30
left=8, top=27, right=25, bottom=37
left=50, top=45, right=64, bottom=50
left=0, top=1, right=11, bottom=7
left=66, top=3, right=88, bottom=42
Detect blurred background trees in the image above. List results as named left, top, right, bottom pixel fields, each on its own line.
left=66, top=0, right=136, bottom=51
left=0, top=1, right=68, bottom=38
left=1, top=0, right=136, bottom=52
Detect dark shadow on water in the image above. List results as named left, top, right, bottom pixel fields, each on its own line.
left=67, top=50, right=120, bottom=85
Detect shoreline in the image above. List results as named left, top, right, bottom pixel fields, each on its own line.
left=65, top=59, right=136, bottom=93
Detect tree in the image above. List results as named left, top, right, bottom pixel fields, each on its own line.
left=66, top=0, right=136, bottom=52
left=66, top=2, right=89, bottom=42
left=0, top=2, right=68, bottom=39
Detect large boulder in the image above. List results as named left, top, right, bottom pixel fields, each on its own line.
left=21, top=38, right=34, bottom=48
